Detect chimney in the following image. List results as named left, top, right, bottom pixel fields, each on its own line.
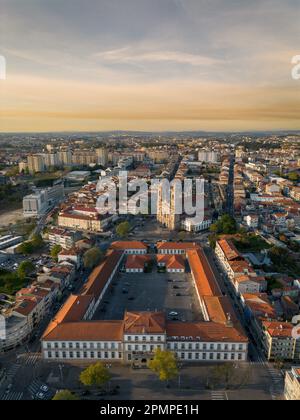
left=226, top=313, right=233, bottom=328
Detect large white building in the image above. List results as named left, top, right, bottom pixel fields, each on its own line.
left=41, top=242, right=248, bottom=365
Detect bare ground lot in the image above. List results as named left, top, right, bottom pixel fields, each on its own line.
left=93, top=271, right=203, bottom=322
left=0, top=208, right=23, bottom=228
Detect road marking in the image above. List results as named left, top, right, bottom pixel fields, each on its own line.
left=211, top=391, right=228, bottom=400
left=0, top=391, right=23, bottom=400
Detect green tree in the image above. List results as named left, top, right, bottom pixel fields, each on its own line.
left=51, top=244, right=62, bottom=261
left=79, top=363, right=111, bottom=389
left=53, top=390, right=80, bottom=400
left=288, top=172, right=299, bottom=182
left=210, top=214, right=237, bottom=235
left=210, top=363, right=236, bottom=389
left=31, top=233, right=44, bottom=248
left=178, top=231, right=186, bottom=241
left=148, top=349, right=178, bottom=384
left=17, top=261, right=35, bottom=278
left=116, top=221, right=131, bottom=238
left=83, top=247, right=104, bottom=269
left=17, top=241, right=34, bottom=255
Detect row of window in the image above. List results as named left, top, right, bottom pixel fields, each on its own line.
left=126, top=336, right=163, bottom=342
left=46, top=342, right=121, bottom=350
left=46, top=351, right=122, bottom=359
left=45, top=351, right=245, bottom=362
left=168, top=343, right=245, bottom=351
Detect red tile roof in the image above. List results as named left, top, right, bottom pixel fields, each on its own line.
left=166, top=322, right=248, bottom=343
left=124, top=311, right=166, bottom=334
left=111, top=241, right=147, bottom=250
left=125, top=255, right=151, bottom=270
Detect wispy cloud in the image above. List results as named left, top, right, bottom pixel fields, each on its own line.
left=94, top=46, right=221, bottom=67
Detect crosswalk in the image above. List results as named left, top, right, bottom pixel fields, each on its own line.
left=267, top=366, right=284, bottom=400
left=0, top=391, right=23, bottom=400
left=6, top=364, right=21, bottom=381
left=19, top=353, right=41, bottom=366
left=211, top=391, right=228, bottom=400
left=28, top=379, right=52, bottom=400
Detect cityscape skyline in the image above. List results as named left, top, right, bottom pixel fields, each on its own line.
left=1, top=0, right=300, bottom=132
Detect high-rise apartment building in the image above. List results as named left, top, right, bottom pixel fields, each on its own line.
left=27, top=154, right=46, bottom=174
left=96, top=147, right=108, bottom=166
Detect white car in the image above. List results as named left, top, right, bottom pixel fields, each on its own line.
left=169, top=311, right=178, bottom=317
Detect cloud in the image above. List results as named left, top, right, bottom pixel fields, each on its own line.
left=94, top=46, right=221, bottom=67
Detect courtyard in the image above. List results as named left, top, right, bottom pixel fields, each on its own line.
left=93, top=270, right=203, bottom=323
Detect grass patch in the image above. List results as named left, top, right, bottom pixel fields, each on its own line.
left=233, top=234, right=272, bottom=253
left=0, top=269, right=28, bottom=295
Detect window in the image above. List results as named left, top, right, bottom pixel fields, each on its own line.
left=54, top=343, right=58, bottom=349
left=55, top=352, right=59, bottom=358
left=238, top=353, right=243, bottom=360
left=76, top=351, right=80, bottom=358
left=224, top=353, right=228, bottom=360
left=127, top=336, right=132, bottom=342
left=104, top=352, right=108, bottom=359
left=195, top=353, right=199, bottom=360
left=47, top=352, right=52, bottom=358
left=47, top=343, right=51, bottom=349
left=210, top=353, right=214, bottom=360
left=70, top=352, right=74, bottom=358
left=142, top=336, right=146, bottom=342
left=76, top=343, right=80, bottom=349
left=217, top=353, right=221, bottom=360
left=90, top=352, right=95, bottom=359
left=157, top=336, right=161, bottom=342
left=202, top=353, right=207, bottom=360
left=181, top=353, right=185, bottom=359
left=231, top=353, right=235, bottom=360
left=128, top=345, right=132, bottom=351
left=69, top=343, right=73, bottom=349
left=135, top=337, right=139, bottom=342
left=83, top=352, right=88, bottom=358
left=188, top=353, right=192, bottom=360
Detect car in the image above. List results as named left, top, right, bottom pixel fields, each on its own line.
left=169, top=311, right=178, bottom=316
left=36, top=392, right=46, bottom=400
left=40, top=385, right=49, bottom=392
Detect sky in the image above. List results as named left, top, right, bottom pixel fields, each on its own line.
left=0, top=0, right=300, bottom=132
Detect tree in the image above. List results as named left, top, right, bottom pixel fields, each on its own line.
left=116, top=221, right=131, bottom=238
left=31, top=233, right=44, bottom=248
left=148, top=349, right=178, bottom=384
left=178, top=231, right=186, bottom=242
left=210, top=214, right=237, bottom=235
left=210, top=363, right=236, bottom=389
left=53, top=390, right=80, bottom=400
left=51, top=244, right=62, bottom=261
left=83, top=247, right=104, bottom=269
left=17, top=261, right=35, bottom=278
left=288, top=172, right=299, bottom=182
left=79, top=363, right=111, bottom=389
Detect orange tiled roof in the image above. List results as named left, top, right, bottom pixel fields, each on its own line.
left=111, top=241, right=147, bottom=250
left=166, top=322, right=248, bottom=343
left=218, top=239, right=241, bottom=261
left=187, top=248, right=221, bottom=297
left=156, top=242, right=199, bottom=251
left=262, top=321, right=294, bottom=338
left=124, top=311, right=166, bottom=334
left=157, top=254, right=185, bottom=270
left=125, top=255, right=151, bottom=270
left=43, top=321, right=124, bottom=341
left=81, top=250, right=123, bottom=299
